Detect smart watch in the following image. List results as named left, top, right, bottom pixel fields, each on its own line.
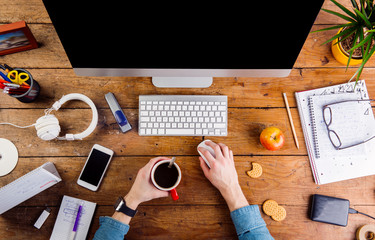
left=114, top=196, right=138, bottom=217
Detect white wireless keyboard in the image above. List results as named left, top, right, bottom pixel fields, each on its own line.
left=139, top=95, right=227, bottom=136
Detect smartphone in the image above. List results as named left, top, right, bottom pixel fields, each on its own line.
left=77, top=144, right=114, bottom=191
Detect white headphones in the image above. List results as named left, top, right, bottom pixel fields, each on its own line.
left=34, top=93, right=98, bottom=141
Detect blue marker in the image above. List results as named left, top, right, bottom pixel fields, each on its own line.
left=0, top=72, right=12, bottom=83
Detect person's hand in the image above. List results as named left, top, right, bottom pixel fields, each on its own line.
left=113, top=157, right=170, bottom=224
left=198, top=141, right=248, bottom=212
left=125, top=157, right=170, bottom=209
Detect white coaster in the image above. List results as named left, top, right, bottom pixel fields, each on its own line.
left=0, top=138, right=18, bottom=176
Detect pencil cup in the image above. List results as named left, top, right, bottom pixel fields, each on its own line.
left=9, top=68, right=41, bottom=103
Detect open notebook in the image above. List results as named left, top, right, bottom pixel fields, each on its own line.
left=50, top=195, right=96, bottom=240
left=296, top=80, right=375, bottom=184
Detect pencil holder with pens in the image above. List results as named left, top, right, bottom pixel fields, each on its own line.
left=1, top=68, right=41, bottom=103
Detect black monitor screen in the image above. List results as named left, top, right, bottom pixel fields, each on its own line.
left=43, top=1, right=324, bottom=70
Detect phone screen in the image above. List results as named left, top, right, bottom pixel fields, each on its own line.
left=80, top=149, right=111, bottom=186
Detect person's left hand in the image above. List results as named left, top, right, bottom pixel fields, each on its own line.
left=125, top=157, right=170, bottom=209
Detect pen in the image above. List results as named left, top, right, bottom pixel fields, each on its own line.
left=282, top=93, right=299, bottom=149
left=4, top=64, right=14, bottom=71
left=1, top=64, right=16, bottom=78
left=69, top=204, right=82, bottom=240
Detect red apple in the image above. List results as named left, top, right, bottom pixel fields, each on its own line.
left=260, top=127, right=285, bottom=151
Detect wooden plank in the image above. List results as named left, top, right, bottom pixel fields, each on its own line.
left=1, top=204, right=374, bottom=240
left=0, top=0, right=51, bottom=24
left=0, top=108, right=305, bottom=156
left=1, top=68, right=375, bottom=109
left=2, top=156, right=375, bottom=207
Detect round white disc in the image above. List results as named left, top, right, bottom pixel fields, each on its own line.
left=0, top=138, right=18, bottom=176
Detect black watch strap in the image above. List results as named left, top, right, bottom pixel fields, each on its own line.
left=114, top=197, right=137, bottom=217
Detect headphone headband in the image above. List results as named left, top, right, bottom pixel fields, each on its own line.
left=36, top=93, right=98, bottom=141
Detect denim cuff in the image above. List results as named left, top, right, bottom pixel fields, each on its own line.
left=230, top=205, right=267, bottom=236
left=93, top=216, right=130, bottom=239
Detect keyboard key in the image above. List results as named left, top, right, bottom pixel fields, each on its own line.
left=140, top=117, right=150, bottom=122
left=166, top=129, right=195, bottom=135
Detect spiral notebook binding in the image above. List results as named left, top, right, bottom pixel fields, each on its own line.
left=308, top=97, right=320, bottom=158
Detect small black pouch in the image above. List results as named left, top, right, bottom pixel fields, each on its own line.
left=310, top=194, right=350, bottom=227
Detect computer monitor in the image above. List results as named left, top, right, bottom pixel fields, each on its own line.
left=43, top=1, right=324, bottom=88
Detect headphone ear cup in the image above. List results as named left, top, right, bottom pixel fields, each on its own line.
left=38, top=125, right=61, bottom=140
left=35, top=115, right=61, bottom=140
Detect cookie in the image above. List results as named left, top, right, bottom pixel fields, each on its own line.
left=246, top=162, right=262, bottom=178
left=262, top=199, right=279, bottom=216
left=271, top=205, right=286, bottom=222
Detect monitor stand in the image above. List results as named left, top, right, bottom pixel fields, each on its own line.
left=152, top=77, right=213, bottom=88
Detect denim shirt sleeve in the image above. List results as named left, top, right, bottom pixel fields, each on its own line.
left=230, top=205, right=274, bottom=240
left=93, top=216, right=130, bottom=240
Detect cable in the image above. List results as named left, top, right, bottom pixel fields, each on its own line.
left=0, top=122, right=35, bottom=128
left=349, top=208, right=375, bottom=220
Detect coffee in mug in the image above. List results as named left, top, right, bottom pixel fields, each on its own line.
left=151, top=159, right=181, bottom=201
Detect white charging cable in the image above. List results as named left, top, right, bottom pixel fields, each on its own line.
left=0, top=122, right=36, bottom=128
left=0, top=108, right=51, bottom=129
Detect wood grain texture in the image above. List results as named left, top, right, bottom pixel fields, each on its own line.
left=0, top=108, right=305, bottom=156
left=1, top=68, right=375, bottom=109
left=1, top=0, right=375, bottom=239
left=2, top=205, right=375, bottom=240
left=1, top=156, right=375, bottom=207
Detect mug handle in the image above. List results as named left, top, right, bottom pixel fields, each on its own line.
left=170, top=188, right=179, bottom=201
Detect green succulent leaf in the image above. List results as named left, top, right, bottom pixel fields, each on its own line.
left=322, top=9, right=358, bottom=22
left=354, top=8, right=373, bottom=28
left=331, top=0, right=358, bottom=19
left=311, top=23, right=356, bottom=33
left=322, top=27, right=356, bottom=46
left=350, top=0, right=359, bottom=10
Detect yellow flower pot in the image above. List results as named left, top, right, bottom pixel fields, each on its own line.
left=331, top=29, right=363, bottom=66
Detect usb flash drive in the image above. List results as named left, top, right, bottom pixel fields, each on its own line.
left=34, top=207, right=51, bottom=229
left=105, top=92, right=132, bottom=133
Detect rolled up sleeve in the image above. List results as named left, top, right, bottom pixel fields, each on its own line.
left=230, top=205, right=274, bottom=240
left=93, top=216, right=130, bottom=240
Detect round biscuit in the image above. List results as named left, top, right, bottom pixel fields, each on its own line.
left=262, top=199, right=279, bottom=216
left=271, top=205, right=286, bottom=222
left=246, top=162, right=262, bottom=178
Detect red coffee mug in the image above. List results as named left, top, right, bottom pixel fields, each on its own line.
left=151, top=159, right=181, bottom=201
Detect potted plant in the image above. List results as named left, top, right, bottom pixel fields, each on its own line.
left=314, top=0, right=375, bottom=82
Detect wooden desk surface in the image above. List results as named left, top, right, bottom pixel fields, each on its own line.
left=1, top=0, right=375, bottom=239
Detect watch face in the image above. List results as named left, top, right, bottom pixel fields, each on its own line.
left=114, top=197, right=124, bottom=211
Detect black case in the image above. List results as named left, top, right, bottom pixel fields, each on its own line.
left=310, top=194, right=350, bottom=227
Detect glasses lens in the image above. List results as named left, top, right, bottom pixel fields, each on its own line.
left=328, top=130, right=341, bottom=148
left=323, top=107, right=332, bottom=125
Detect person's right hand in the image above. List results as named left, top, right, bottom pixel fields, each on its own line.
left=198, top=141, right=248, bottom=212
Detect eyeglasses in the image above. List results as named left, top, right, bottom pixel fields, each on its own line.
left=322, top=99, right=375, bottom=150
